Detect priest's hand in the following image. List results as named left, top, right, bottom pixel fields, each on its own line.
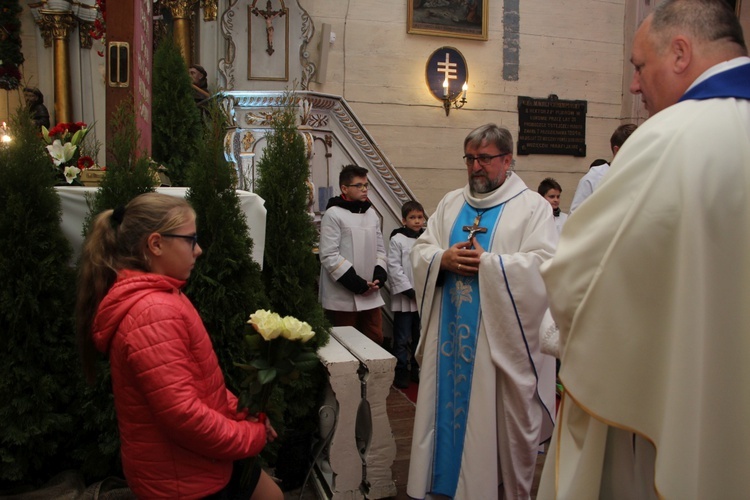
left=470, top=236, right=485, bottom=255
left=442, top=240, right=481, bottom=276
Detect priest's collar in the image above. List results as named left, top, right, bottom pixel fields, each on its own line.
left=680, top=58, right=750, bottom=102
left=686, top=56, right=750, bottom=91
left=464, top=172, right=528, bottom=209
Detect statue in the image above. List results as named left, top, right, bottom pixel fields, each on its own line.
left=189, top=65, right=211, bottom=107
left=252, top=0, right=286, bottom=56
left=24, top=87, right=50, bottom=129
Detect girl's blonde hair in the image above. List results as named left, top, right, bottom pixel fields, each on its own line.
left=75, top=192, right=195, bottom=383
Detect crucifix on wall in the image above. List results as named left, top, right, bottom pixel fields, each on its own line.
left=252, top=0, right=287, bottom=56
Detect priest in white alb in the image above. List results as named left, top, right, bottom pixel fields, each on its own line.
left=538, top=1, right=750, bottom=498
left=407, top=123, right=558, bottom=499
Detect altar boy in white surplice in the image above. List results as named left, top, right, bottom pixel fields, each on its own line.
left=407, top=124, right=558, bottom=500
left=318, top=164, right=387, bottom=345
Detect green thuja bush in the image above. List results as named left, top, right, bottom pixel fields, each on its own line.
left=0, top=0, right=24, bottom=91
left=151, top=33, right=203, bottom=186
left=254, top=97, right=331, bottom=488
left=254, top=99, right=330, bottom=352
left=0, top=111, right=80, bottom=487
left=84, top=99, right=157, bottom=230
left=73, top=98, right=160, bottom=483
left=184, top=102, right=269, bottom=393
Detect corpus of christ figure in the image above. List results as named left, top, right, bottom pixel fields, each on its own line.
left=252, top=0, right=286, bottom=56
left=463, top=211, right=488, bottom=242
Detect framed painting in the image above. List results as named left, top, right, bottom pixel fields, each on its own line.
left=408, top=0, right=488, bottom=41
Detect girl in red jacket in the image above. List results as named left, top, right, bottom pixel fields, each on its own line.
left=75, top=193, right=282, bottom=500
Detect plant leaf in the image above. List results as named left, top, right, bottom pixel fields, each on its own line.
left=243, top=334, right=264, bottom=351
left=258, top=368, right=277, bottom=385
left=250, top=358, right=271, bottom=370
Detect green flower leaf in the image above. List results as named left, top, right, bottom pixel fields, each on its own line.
left=233, top=362, right=256, bottom=371
left=243, top=334, right=264, bottom=351
left=250, top=358, right=271, bottom=370
left=258, top=368, right=277, bottom=385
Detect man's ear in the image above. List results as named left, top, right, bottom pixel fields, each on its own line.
left=612, top=145, right=620, bottom=156
left=671, top=35, right=692, bottom=73
left=147, top=233, right=163, bottom=256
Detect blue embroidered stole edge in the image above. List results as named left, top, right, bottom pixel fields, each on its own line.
left=680, top=62, right=750, bottom=102
left=430, top=200, right=505, bottom=497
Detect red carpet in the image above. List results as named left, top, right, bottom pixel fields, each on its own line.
left=395, top=380, right=419, bottom=404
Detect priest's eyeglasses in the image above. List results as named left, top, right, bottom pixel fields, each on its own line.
left=161, top=233, right=199, bottom=251
left=463, top=153, right=510, bottom=167
left=346, top=182, right=370, bottom=191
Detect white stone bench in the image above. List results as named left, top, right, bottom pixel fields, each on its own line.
left=330, top=326, right=397, bottom=499
left=314, top=332, right=364, bottom=499
left=313, top=327, right=397, bottom=499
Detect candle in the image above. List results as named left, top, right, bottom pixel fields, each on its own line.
left=462, top=82, right=468, bottom=100
left=443, top=77, right=449, bottom=97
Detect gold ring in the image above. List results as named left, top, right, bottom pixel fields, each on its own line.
left=458, top=263, right=462, bottom=270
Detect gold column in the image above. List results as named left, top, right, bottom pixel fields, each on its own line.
left=161, top=0, right=200, bottom=66
left=37, top=11, right=76, bottom=125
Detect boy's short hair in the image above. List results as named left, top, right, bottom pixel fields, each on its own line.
left=339, top=164, right=369, bottom=187
left=537, top=177, right=562, bottom=196
left=610, top=124, right=637, bottom=151
left=590, top=158, right=609, bottom=168
left=401, top=200, right=425, bottom=219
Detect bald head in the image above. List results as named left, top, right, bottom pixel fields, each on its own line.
left=629, top=0, right=747, bottom=116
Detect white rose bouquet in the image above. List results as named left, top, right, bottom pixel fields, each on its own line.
left=240, top=310, right=318, bottom=393
left=236, top=309, right=319, bottom=487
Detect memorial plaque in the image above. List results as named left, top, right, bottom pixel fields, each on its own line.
left=517, top=95, right=587, bottom=157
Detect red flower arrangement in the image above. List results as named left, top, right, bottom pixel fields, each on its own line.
left=0, top=0, right=24, bottom=89
left=78, top=156, right=94, bottom=170
left=48, top=121, right=87, bottom=139
left=89, top=0, right=106, bottom=57
left=42, top=122, right=92, bottom=184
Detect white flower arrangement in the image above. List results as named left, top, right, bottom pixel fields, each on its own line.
left=248, top=309, right=315, bottom=343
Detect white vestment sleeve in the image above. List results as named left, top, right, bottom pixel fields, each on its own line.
left=375, top=223, right=387, bottom=275
left=387, top=236, right=410, bottom=295
left=319, top=209, right=353, bottom=281
left=569, top=173, right=595, bottom=213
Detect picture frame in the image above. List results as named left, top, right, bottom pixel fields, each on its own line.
left=407, top=0, right=488, bottom=41
left=248, top=1, right=289, bottom=82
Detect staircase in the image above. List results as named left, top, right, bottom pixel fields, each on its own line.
left=221, top=90, right=416, bottom=340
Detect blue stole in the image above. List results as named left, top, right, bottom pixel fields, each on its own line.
left=431, top=200, right=505, bottom=497
left=680, top=62, right=750, bottom=102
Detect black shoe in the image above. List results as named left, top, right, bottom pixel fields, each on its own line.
left=394, top=369, right=410, bottom=389
left=410, top=368, right=420, bottom=384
